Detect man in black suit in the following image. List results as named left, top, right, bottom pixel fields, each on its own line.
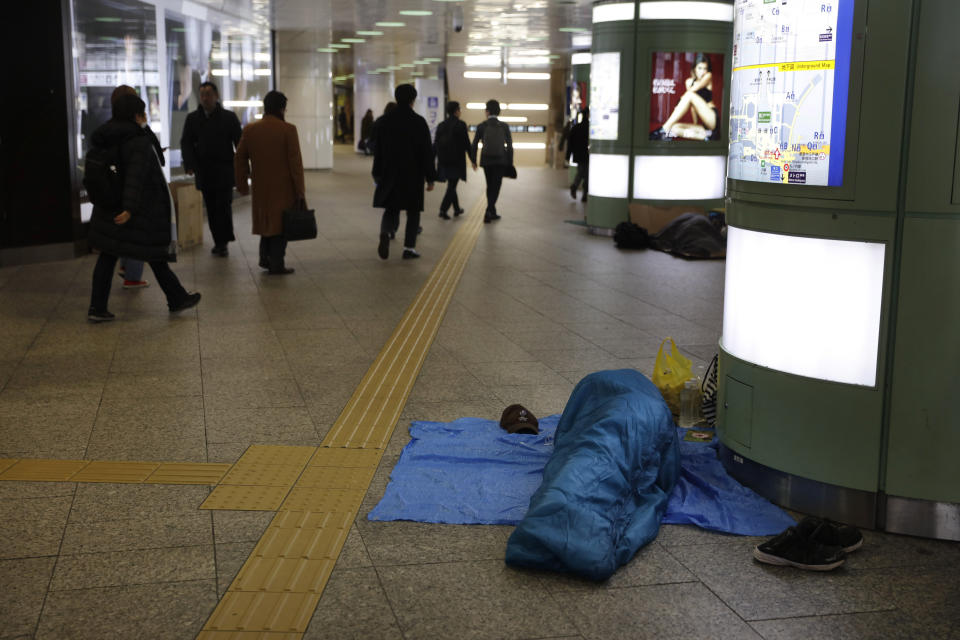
left=433, top=101, right=477, bottom=220
left=372, top=84, right=437, bottom=260
left=566, top=108, right=590, bottom=203
left=180, top=82, right=242, bottom=257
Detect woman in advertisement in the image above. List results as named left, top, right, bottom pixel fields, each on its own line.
left=650, top=53, right=718, bottom=141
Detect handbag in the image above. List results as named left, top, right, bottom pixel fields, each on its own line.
left=282, top=200, right=317, bottom=241
left=505, top=165, right=517, bottom=179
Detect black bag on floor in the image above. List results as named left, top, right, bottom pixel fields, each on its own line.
left=613, top=222, right=650, bottom=250
left=282, top=201, right=317, bottom=241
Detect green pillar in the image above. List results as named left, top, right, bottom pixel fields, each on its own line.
left=586, top=0, right=733, bottom=233
left=718, top=0, right=959, bottom=540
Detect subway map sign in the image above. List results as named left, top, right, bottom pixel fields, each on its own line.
left=727, top=0, right=854, bottom=186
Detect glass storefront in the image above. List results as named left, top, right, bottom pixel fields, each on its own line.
left=69, top=0, right=271, bottom=220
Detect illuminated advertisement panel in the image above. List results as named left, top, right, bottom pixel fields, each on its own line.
left=649, top=52, right=725, bottom=142
left=590, top=52, right=621, bottom=140
left=727, top=0, right=854, bottom=186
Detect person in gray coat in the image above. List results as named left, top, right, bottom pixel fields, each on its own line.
left=471, top=99, right=513, bottom=223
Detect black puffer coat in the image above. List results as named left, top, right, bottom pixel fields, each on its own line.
left=88, top=121, right=174, bottom=262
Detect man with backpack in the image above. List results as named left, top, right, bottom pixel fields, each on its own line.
left=471, top=99, right=514, bottom=223
left=180, top=82, right=242, bottom=257
left=433, top=101, right=477, bottom=220
left=84, top=94, right=201, bottom=322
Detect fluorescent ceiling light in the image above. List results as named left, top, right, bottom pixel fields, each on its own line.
left=593, top=3, right=634, bottom=23
left=633, top=155, right=726, bottom=200
left=507, top=103, right=549, bottom=110
left=571, top=52, right=592, bottom=65
left=211, top=52, right=228, bottom=60
left=423, top=57, right=442, bottom=62
left=498, top=116, right=528, bottom=123
left=356, top=30, right=383, bottom=36
left=330, top=44, right=350, bottom=48
left=254, top=52, right=270, bottom=61
left=400, top=63, right=415, bottom=68
left=464, top=71, right=502, bottom=79
left=465, top=103, right=487, bottom=110
left=559, top=27, right=587, bottom=33
left=253, top=69, right=271, bottom=75
left=722, top=228, right=885, bottom=386
left=464, top=55, right=501, bottom=67
left=95, top=16, right=121, bottom=22
left=572, top=33, right=593, bottom=48
left=506, top=72, right=550, bottom=80
left=513, top=142, right=547, bottom=149
left=316, top=48, right=336, bottom=53
left=254, top=113, right=263, bottom=119
left=411, top=71, right=424, bottom=76
left=399, top=10, right=432, bottom=15
left=211, top=69, right=228, bottom=76
left=376, top=21, right=406, bottom=27
left=588, top=154, right=630, bottom=198
left=447, top=52, right=467, bottom=57
left=222, top=100, right=263, bottom=107
left=514, top=49, right=550, bottom=56
left=638, top=1, right=734, bottom=21
left=508, top=56, right=550, bottom=66
left=342, top=38, right=365, bottom=43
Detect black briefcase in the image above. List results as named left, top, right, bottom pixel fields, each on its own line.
left=504, top=165, right=518, bottom=179
left=282, top=202, right=317, bottom=241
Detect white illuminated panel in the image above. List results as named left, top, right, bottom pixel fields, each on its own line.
left=572, top=33, right=593, bottom=48
left=639, top=1, right=734, bottom=21
left=593, top=3, right=635, bottom=23
left=722, top=227, right=885, bottom=386
left=571, top=52, right=592, bottom=66
left=588, top=154, right=630, bottom=198
left=506, top=72, right=551, bottom=80
left=222, top=100, right=263, bottom=108
left=633, top=155, right=726, bottom=200
left=464, top=71, right=502, bottom=79
left=513, top=142, right=547, bottom=149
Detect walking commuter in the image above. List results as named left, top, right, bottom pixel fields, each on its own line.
left=433, top=101, right=476, bottom=220
left=86, top=94, right=201, bottom=322
left=566, top=108, right=590, bottom=203
left=337, top=107, right=349, bottom=143
left=180, top=81, right=242, bottom=257
left=372, top=84, right=436, bottom=260
left=359, top=108, right=374, bottom=155
left=234, top=90, right=306, bottom=275
left=111, top=84, right=166, bottom=289
left=471, top=99, right=514, bottom=223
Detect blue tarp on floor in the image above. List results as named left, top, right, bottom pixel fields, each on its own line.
left=368, top=416, right=795, bottom=536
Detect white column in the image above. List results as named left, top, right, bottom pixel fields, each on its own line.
left=276, top=31, right=334, bottom=169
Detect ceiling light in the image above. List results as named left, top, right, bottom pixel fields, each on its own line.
left=253, top=69, right=271, bottom=75
left=464, top=55, right=501, bottom=67
left=211, top=69, right=228, bottom=76
left=423, top=57, right=442, bottom=62
left=342, top=38, right=366, bottom=43
left=513, top=142, right=547, bottom=149
left=559, top=27, right=588, bottom=33
left=593, top=2, right=635, bottom=23
left=330, top=43, right=350, bottom=48
left=447, top=52, right=466, bottom=57
left=94, top=16, right=122, bottom=22
left=254, top=52, right=270, bottom=61
left=465, top=103, right=486, bottom=110
left=375, top=21, right=406, bottom=27
left=316, top=48, right=337, bottom=53
left=222, top=100, right=263, bottom=108
left=211, top=52, right=228, bottom=60
left=509, top=56, right=550, bottom=66
left=507, top=103, right=549, bottom=110
left=411, top=71, right=424, bottom=76
left=572, top=33, right=592, bottom=47
left=506, top=72, right=550, bottom=80
left=399, top=10, right=432, bottom=16
left=400, top=63, right=415, bottom=68
left=464, top=71, right=502, bottom=79
left=356, top=30, right=384, bottom=36
left=498, top=116, right=528, bottom=123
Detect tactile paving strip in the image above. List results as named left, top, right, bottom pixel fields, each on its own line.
left=0, top=459, right=19, bottom=475
left=0, top=459, right=90, bottom=481
left=220, top=464, right=307, bottom=488
left=202, top=198, right=487, bottom=636
left=200, top=485, right=291, bottom=511
left=70, top=461, right=160, bottom=483
left=237, top=445, right=317, bottom=467
left=196, top=631, right=302, bottom=640
left=146, top=462, right=232, bottom=485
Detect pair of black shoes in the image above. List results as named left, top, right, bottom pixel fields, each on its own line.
left=440, top=207, right=464, bottom=220
left=483, top=212, right=502, bottom=224
left=258, top=259, right=294, bottom=275
left=211, top=245, right=229, bottom=257
left=753, top=516, right=863, bottom=571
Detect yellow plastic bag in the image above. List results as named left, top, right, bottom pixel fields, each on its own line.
left=652, top=337, right=693, bottom=415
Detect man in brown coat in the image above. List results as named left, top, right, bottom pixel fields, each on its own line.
left=234, top=91, right=306, bottom=275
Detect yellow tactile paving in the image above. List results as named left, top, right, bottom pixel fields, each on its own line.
left=0, top=459, right=19, bottom=475
left=70, top=461, right=160, bottom=483
left=236, top=445, right=318, bottom=468
left=204, top=591, right=321, bottom=633
left=220, top=464, right=307, bottom=488
left=280, top=487, right=366, bottom=512
left=0, top=459, right=90, bottom=481
left=200, top=485, right=291, bottom=511
left=196, top=631, right=301, bottom=640
left=306, top=447, right=381, bottom=468
left=254, top=513, right=352, bottom=560
left=202, top=198, right=487, bottom=637
left=146, top=462, right=232, bottom=485
left=295, top=466, right=374, bottom=490
left=231, top=557, right=335, bottom=593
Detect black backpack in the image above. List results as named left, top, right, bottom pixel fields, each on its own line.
left=613, top=222, right=650, bottom=249
left=480, top=120, right=507, bottom=162
left=83, top=145, right=123, bottom=210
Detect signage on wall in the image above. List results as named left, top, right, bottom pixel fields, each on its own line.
left=727, top=0, right=854, bottom=186
left=589, top=52, right=620, bottom=140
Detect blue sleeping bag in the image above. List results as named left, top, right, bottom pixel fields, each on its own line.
left=505, top=369, right=679, bottom=581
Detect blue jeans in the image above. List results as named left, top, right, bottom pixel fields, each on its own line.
left=120, top=258, right=144, bottom=281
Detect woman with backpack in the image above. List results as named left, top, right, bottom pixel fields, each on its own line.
left=433, top=101, right=476, bottom=220
left=86, top=93, right=201, bottom=322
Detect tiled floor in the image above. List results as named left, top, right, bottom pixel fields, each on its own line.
left=0, top=148, right=957, bottom=639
